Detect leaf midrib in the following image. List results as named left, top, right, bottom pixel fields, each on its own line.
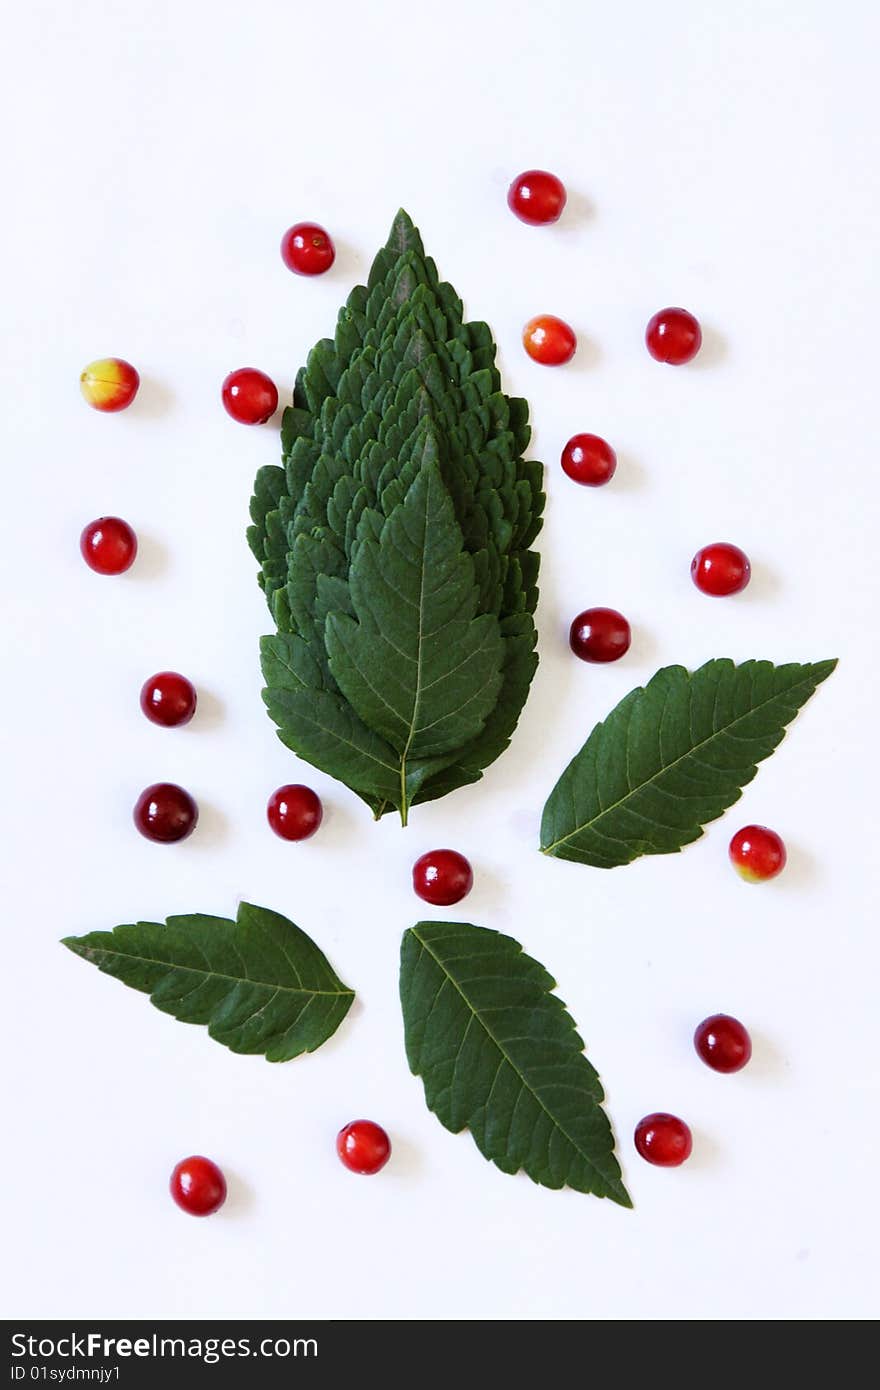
left=410, top=927, right=619, bottom=1196
left=397, top=466, right=434, bottom=821
left=542, top=668, right=821, bottom=855
left=64, top=943, right=353, bottom=1000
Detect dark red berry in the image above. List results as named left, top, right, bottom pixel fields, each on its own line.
left=569, top=607, right=631, bottom=663
left=691, top=542, right=751, bottom=596
left=523, top=315, right=577, bottom=366
left=645, top=307, right=702, bottom=364
left=139, top=672, right=197, bottom=728
left=729, top=824, right=786, bottom=882
left=412, top=849, right=473, bottom=906
left=80, top=517, right=137, bottom=575
left=281, top=222, right=336, bottom=276
left=634, top=1113, right=693, bottom=1167
left=267, top=784, right=323, bottom=841
left=133, top=782, right=198, bottom=843
left=561, top=433, right=617, bottom=487
left=507, top=170, right=567, bottom=225
left=169, top=1155, right=227, bottom=1216
left=694, top=1014, right=752, bottom=1073
left=336, top=1120, right=391, bottom=1175
left=221, top=367, right=278, bottom=425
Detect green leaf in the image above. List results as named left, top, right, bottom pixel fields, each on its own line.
left=400, top=920, right=630, bottom=1206
left=249, top=209, right=543, bottom=822
left=540, top=658, right=837, bottom=869
left=62, top=902, right=355, bottom=1062
left=326, top=461, right=504, bottom=816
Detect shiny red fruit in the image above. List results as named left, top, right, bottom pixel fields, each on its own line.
left=169, top=1155, right=227, bottom=1216
left=634, top=1113, right=693, bottom=1167
left=523, top=315, right=576, bottom=365
left=139, top=672, right=197, bottom=728
left=221, top=367, right=278, bottom=425
left=645, top=307, right=702, bottom=364
left=80, top=517, right=138, bottom=575
left=133, top=782, right=198, bottom=843
left=507, top=170, right=567, bottom=225
left=729, top=824, right=787, bottom=882
left=267, top=784, right=323, bottom=841
left=569, top=607, right=631, bottom=663
left=412, top=849, right=473, bottom=906
left=694, top=1014, right=753, bottom=1073
left=281, top=222, right=336, bottom=276
left=691, top=542, right=751, bottom=596
left=336, top=1120, right=391, bottom=1175
left=561, top=433, right=617, bottom=487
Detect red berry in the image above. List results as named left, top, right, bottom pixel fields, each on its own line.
left=133, top=782, right=198, bottom=843
left=507, top=170, right=567, bottom=225
left=80, top=357, right=140, bottom=412
left=80, top=517, right=138, bottom=575
left=412, top=849, right=473, bottom=906
left=645, top=307, right=702, bottom=364
left=169, top=1155, right=227, bottom=1216
left=221, top=367, right=278, bottom=425
left=523, top=315, right=576, bottom=366
left=267, top=784, right=323, bottom=841
left=139, top=672, right=197, bottom=728
left=569, top=607, right=631, bottom=663
left=561, top=433, right=617, bottom=487
left=729, top=824, right=787, bottom=882
left=691, top=542, right=751, bottom=596
left=336, top=1120, right=391, bottom=1175
left=694, top=1014, right=752, bottom=1073
left=281, top=222, right=336, bottom=276
left=634, top=1113, right=693, bottom=1167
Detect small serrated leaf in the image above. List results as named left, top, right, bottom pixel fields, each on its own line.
left=326, top=461, right=504, bottom=776
left=62, top=902, right=355, bottom=1062
left=540, top=658, right=837, bottom=868
left=400, top=920, right=630, bottom=1205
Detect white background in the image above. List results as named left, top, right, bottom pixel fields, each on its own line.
left=1, top=0, right=877, bottom=1322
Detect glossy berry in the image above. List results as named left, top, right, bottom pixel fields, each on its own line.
left=139, top=672, right=197, bottom=728
left=569, top=607, right=631, bottom=663
left=281, top=222, right=336, bottom=276
left=694, top=1014, right=753, bottom=1073
left=645, top=307, right=702, bottom=364
left=523, top=315, right=577, bottom=366
left=507, top=170, right=567, bottom=225
left=336, top=1120, right=391, bottom=1175
left=221, top=367, right=278, bottom=425
left=412, top=849, right=473, bottom=906
left=169, top=1155, right=227, bottom=1216
left=729, top=824, right=787, bottom=882
left=561, top=433, right=617, bottom=487
left=634, top=1113, right=693, bottom=1167
left=267, top=784, right=323, bottom=841
left=133, top=782, right=198, bottom=843
left=691, top=542, right=751, bottom=597
left=80, top=517, right=138, bottom=575
left=80, top=357, right=140, bottom=412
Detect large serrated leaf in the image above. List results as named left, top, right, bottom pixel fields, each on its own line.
left=400, top=920, right=630, bottom=1206
left=540, top=658, right=837, bottom=869
left=250, top=209, right=543, bottom=822
left=62, top=902, right=354, bottom=1062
